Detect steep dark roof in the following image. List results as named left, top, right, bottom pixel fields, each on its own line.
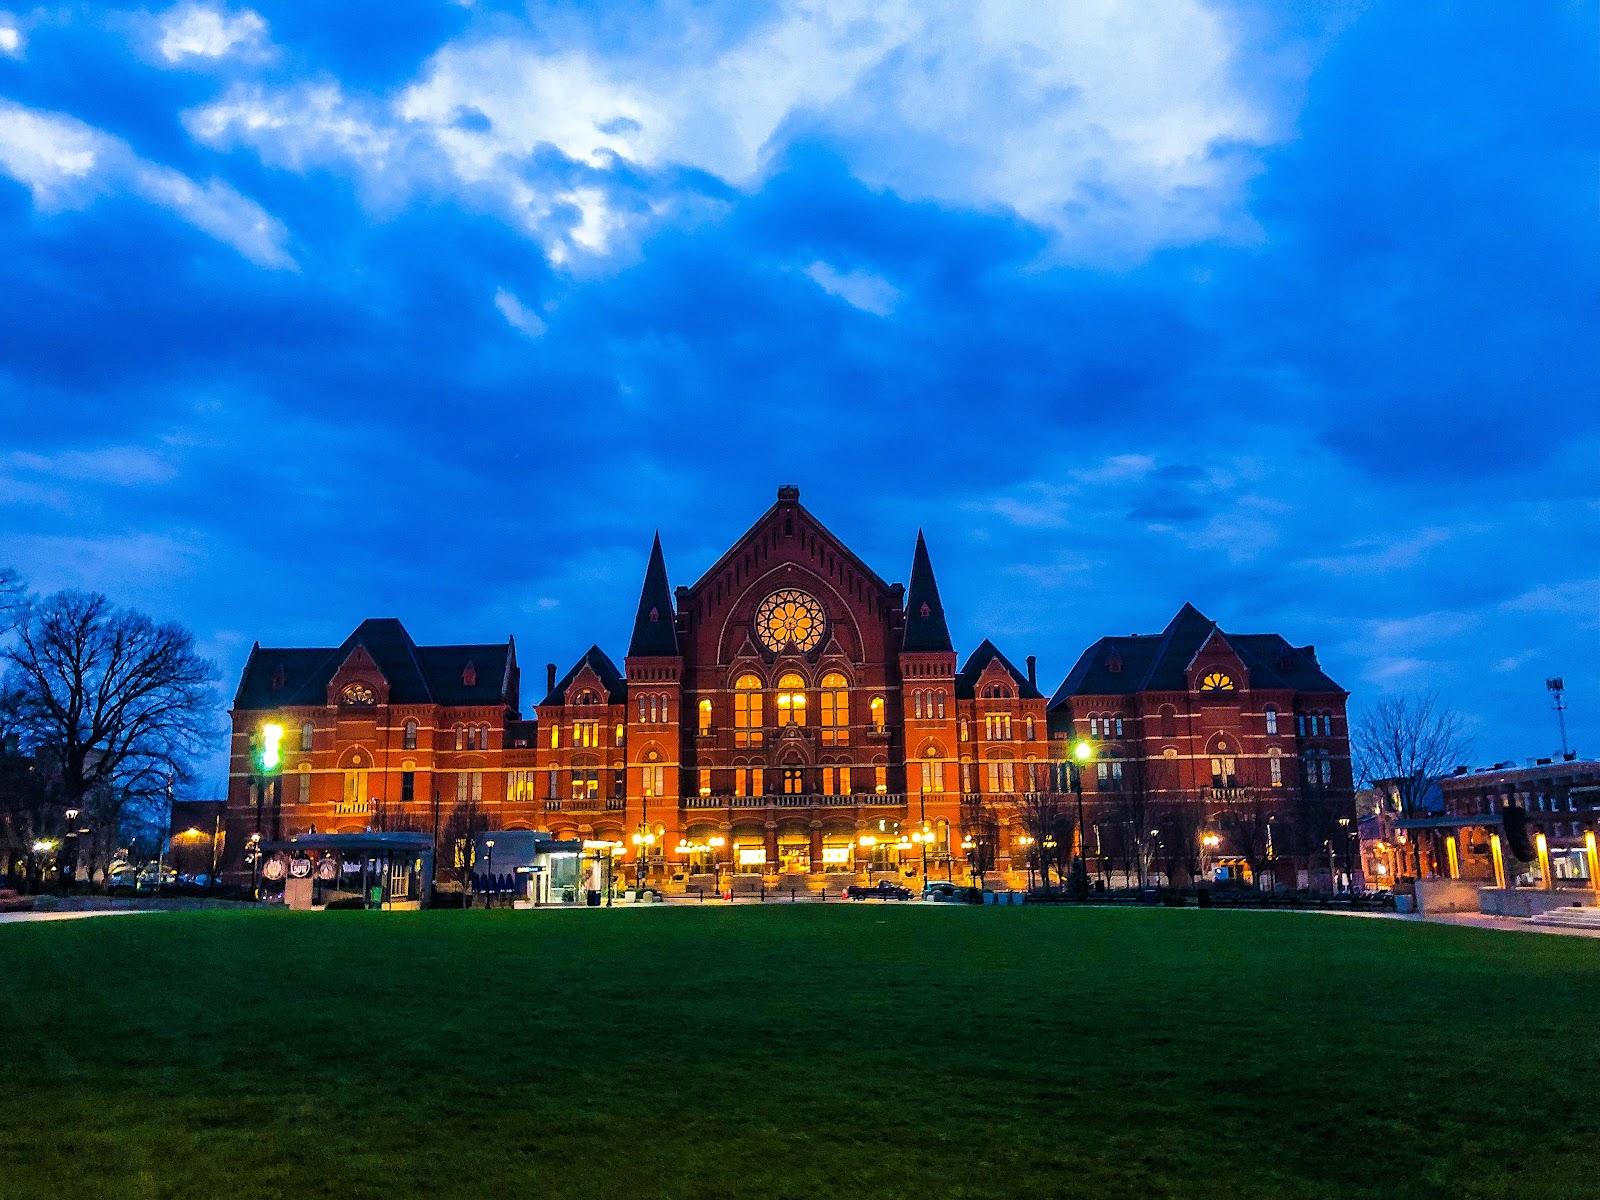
left=1047, top=604, right=1345, bottom=708
left=685, top=489, right=893, bottom=597
left=542, top=645, right=627, bottom=706
left=901, top=530, right=953, bottom=653
left=627, top=533, right=679, bottom=658
left=956, top=639, right=1043, bottom=700
left=234, top=618, right=513, bottom=710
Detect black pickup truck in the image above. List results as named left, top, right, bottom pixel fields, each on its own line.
left=844, top=880, right=914, bottom=901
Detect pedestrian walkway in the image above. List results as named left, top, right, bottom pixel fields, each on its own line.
left=0, top=910, right=149, bottom=925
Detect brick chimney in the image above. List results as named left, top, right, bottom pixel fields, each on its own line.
left=545, top=662, right=557, bottom=696
left=1026, top=655, right=1037, bottom=688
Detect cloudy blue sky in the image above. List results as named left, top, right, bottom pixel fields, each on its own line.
left=1, top=0, right=1595, bottom=791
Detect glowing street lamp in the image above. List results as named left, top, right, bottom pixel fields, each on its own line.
left=1068, top=740, right=1092, bottom=897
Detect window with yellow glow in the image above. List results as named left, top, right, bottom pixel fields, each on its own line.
left=820, top=672, right=849, bottom=744
left=870, top=695, right=885, bottom=732
left=698, top=697, right=712, bottom=735
left=874, top=764, right=887, bottom=794
left=734, top=675, right=763, bottom=746
left=776, top=673, right=807, bottom=727
left=1200, top=671, right=1234, bottom=691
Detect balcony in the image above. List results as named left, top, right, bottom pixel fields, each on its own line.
left=545, top=797, right=626, bottom=813
left=334, top=800, right=372, bottom=817
left=1204, top=787, right=1249, bottom=802
left=678, top=792, right=911, bottom=811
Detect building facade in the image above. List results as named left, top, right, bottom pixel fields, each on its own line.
left=225, top=488, right=1355, bottom=892
left=1047, top=604, right=1357, bottom=890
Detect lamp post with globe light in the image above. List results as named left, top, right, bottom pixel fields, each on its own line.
left=1070, top=740, right=1092, bottom=897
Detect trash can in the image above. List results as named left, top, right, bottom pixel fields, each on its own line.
left=586, top=889, right=601, bottom=907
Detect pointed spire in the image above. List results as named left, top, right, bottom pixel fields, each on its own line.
left=902, top=529, right=953, bottom=653
left=627, top=532, right=679, bottom=657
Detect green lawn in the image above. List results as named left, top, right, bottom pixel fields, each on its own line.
left=1, top=907, right=1596, bottom=1200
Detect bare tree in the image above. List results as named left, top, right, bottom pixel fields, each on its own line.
left=1017, top=790, right=1073, bottom=893
left=440, top=794, right=489, bottom=905
left=1218, top=790, right=1275, bottom=890
left=0, top=568, right=24, bottom=631
left=959, top=792, right=999, bottom=892
left=1352, top=692, right=1470, bottom=817
left=2, top=591, right=219, bottom=837
left=1155, top=801, right=1206, bottom=888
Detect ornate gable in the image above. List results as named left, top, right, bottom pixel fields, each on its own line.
left=328, top=644, right=389, bottom=708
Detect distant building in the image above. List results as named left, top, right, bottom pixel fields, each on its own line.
left=223, top=487, right=1354, bottom=892
left=166, top=799, right=227, bottom=881
left=1048, top=604, right=1356, bottom=889
left=1393, top=757, right=1600, bottom=886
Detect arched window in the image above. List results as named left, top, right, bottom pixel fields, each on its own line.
left=402, top=719, right=417, bottom=751
left=820, top=673, right=848, bottom=744
left=734, top=675, right=763, bottom=746
left=698, top=698, right=711, bottom=736
left=1268, top=747, right=1283, bottom=786
left=1025, top=716, right=1035, bottom=741
left=299, top=722, right=314, bottom=752
left=1264, top=705, right=1278, bottom=736
left=575, top=689, right=597, bottom=706
left=1089, top=716, right=1100, bottom=738
left=1114, top=716, right=1123, bottom=738
left=959, top=717, right=969, bottom=742
left=913, top=690, right=924, bottom=719
left=870, top=695, right=885, bottom=732
left=1159, top=705, right=1177, bottom=739
left=921, top=744, right=945, bottom=795
left=454, top=724, right=464, bottom=751
left=777, top=673, right=807, bottom=727
left=986, top=753, right=1016, bottom=794
left=782, top=766, right=804, bottom=794
left=936, top=690, right=946, bottom=719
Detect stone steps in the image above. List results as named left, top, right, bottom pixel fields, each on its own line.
left=1529, top=904, right=1600, bottom=928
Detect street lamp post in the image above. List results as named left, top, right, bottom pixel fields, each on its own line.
left=246, top=832, right=262, bottom=899
left=1070, top=740, right=1092, bottom=898
left=484, top=839, right=495, bottom=909
left=631, top=825, right=656, bottom=890
left=1338, top=816, right=1353, bottom=893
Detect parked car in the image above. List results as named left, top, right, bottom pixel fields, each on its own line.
left=922, top=881, right=980, bottom=903
left=845, top=880, right=913, bottom=901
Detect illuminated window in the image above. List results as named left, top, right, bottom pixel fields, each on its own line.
left=549, top=724, right=559, bottom=750
left=698, top=698, right=712, bottom=735
left=777, top=673, right=807, bottom=727
left=1097, top=754, right=1124, bottom=790
left=300, top=722, right=314, bottom=752
left=987, top=757, right=1015, bottom=793
left=1200, top=672, right=1234, bottom=691
left=615, top=722, right=625, bottom=746
left=699, top=768, right=711, bottom=797
left=783, top=767, right=804, bottom=794
left=735, top=767, right=748, bottom=797
left=820, top=673, right=849, bottom=744
left=455, top=724, right=465, bottom=751
left=921, top=746, right=944, bottom=795
left=874, top=764, right=887, bottom=794
left=870, top=695, right=885, bottom=732
left=914, top=690, right=923, bottom=719
left=297, top=764, right=311, bottom=805
left=936, top=690, right=946, bottom=719
left=1114, top=716, right=1123, bottom=737
left=470, top=772, right=483, bottom=803
left=822, top=766, right=837, bottom=795
left=1264, top=706, right=1278, bottom=736
left=959, top=718, right=969, bottom=742
left=644, top=764, right=665, bottom=797
left=1025, top=716, right=1035, bottom=741
left=752, top=766, right=764, bottom=796
left=455, top=773, right=468, bottom=804
left=1090, top=716, right=1100, bottom=738
left=344, top=769, right=368, bottom=806
left=1269, top=748, right=1283, bottom=786
left=1210, top=756, right=1236, bottom=788
left=734, top=675, right=764, bottom=746
left=402, top=719, right=417, bottom=751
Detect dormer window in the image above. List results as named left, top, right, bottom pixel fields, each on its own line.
left=271, top=664, right=286, bottom=690
left=649, top=607, right=660, bottom=622
left=919, top=603, right=931, bottom=618
left=461, top=661, right=477, bottom=688
left=1107, top=655, right=1122, bottom=674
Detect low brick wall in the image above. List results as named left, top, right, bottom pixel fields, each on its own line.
left=1414, top=878, right=1482, bottom=915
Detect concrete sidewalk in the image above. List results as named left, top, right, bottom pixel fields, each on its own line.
left=0, top=910, right=150, bottom=925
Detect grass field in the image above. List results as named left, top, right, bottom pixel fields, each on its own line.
left=1, top=907, right=1596, bottom=1200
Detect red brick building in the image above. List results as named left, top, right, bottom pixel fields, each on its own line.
left=1047, top=604, right=1357, bottom=889
left=224, top=487, right=1353, bottom=892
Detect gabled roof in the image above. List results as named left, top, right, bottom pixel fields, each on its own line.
left=234, top=618, right=513, bottom=710
left=902, top=530, right=953, bottom=654
left=627, top=533, right=679, bottom=658
left=685, top=489, right=893, bottom=598
left=956, top=639, right=1043, bottom=700
left=542, top=645, right=626, bottom=707
left=1047, top=603, right=1345, bottom=708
